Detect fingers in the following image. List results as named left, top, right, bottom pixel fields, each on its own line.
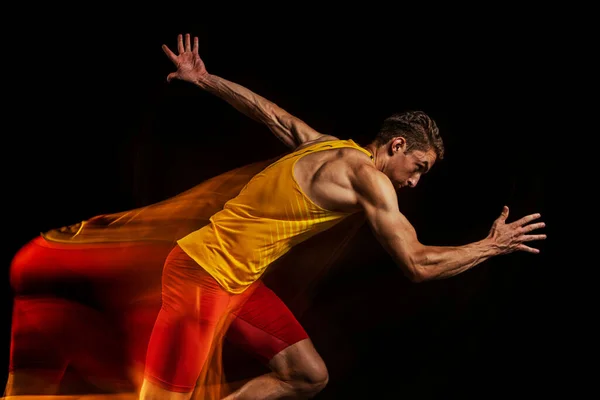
left=163, top=33, right=200, bottom=82
left=520, top=234, right=547, bottom=242
left=177, top=34, right=185, bottom=54
left=521, top=221, right=545, bottom=233
left=161, top=44, right=178, bottom=63
left=173, top=33, right=198, bottom=54
left=517, top=244, right=540, bottom=254
left=511, top=213, right=542, bottom=227
left=498, top=205, right=509, bottom=222
left=166, top=72, right=178, bottom=83
left=185, top=33, right=191, bottom=52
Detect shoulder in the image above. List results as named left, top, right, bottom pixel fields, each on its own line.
left=311, top=142, right=396, bottom=211
left=295, top=135, right=341, bottom=150
left=347, top=161, right=397, bottom=210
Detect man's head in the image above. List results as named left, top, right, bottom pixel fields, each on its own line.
left=370, top=111, right=444, bottom=190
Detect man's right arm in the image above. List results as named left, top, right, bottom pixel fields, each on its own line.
left=352, top=165, right=546, bottom=283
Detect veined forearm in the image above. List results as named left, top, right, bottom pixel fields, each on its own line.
left=411, top=239, right=500, bottom=282
left=194, top=74, right=282, bottom=125
left=193, top=73, right=301, bottom=148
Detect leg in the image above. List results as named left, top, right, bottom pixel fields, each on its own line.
left=222, top=339, right=328, bottom=400
left=222, top=283, right=328, bottom=399
left=7, top=236, right=172, bottom=394
left=140, top=245, right=239, bottom=400
left=139, top=379, right=194, bottom=400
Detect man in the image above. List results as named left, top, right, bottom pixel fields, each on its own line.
left=140, top=33, right=546, bottom=399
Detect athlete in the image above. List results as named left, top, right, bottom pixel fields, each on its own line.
left=138, top=33, right=547, bottom=400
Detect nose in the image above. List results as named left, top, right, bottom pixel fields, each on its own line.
left=407, top=176, right=419, bottom=188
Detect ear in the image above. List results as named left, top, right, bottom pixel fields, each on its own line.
left=389, top=137, right=407, bottom=155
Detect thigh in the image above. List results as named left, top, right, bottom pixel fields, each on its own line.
left=144, top=245, right=235, bottom=393
left=226, top=281, right=310, bottom=365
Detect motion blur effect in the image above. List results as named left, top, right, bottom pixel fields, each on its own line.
left=5, top=159, right=365, bottom=398
left=3, top=17, right=554, bottom=400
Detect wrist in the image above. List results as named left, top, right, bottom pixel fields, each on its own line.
left=479, top=237, right=502, bottom=258
left=194, top=73, right=213, bottom=89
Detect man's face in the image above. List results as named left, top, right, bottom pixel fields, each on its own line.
left=386, top=146, right=437, bottom=191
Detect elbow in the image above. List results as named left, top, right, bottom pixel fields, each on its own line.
left=405, top=266, right=428, bottom=283
left=399, top=260, right=427, bottom=283
left=400, top=248, right=431, bottom=283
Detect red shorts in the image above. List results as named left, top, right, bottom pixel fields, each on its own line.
left=9, top=237, right=308, bottom=393
left=142, top=245, right=309, bottom=393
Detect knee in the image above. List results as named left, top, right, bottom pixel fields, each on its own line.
left=289, top=359, right=329, bottom=397
left=308, top=360, right=329, bottom=390
left=305, top=367, right=329, bottom=396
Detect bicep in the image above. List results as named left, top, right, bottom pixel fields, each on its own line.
left=357, top=172, right=423, bottom=279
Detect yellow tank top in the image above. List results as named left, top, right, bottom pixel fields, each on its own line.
left=177, top=139, right=373, bottom=293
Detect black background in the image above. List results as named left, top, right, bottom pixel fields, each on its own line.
left=2, top=9, right=578, bottom=399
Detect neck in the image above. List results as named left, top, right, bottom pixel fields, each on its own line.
left=364, top=143, right=379, bottom=168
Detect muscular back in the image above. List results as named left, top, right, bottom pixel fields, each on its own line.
left=293, top=137, right=374, bottom=214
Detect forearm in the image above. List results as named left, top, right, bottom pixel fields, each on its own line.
left=411, top=238, right=500, bottom=282
left=194, top=74, right=274, bottom=122
left=194, top=74, right=297, bottom=146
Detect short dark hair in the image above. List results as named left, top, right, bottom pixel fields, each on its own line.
left=374, top=111, right=444, bottom=160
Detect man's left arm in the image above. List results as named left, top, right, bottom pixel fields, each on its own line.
left=162, top=33, right=335, bottom=149
left=195, top=74, right=332, bottom=149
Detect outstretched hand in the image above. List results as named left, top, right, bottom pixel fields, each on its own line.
left=162, top=33, right=208, bottom=83
left=487, top=206, right=546, bottom=254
